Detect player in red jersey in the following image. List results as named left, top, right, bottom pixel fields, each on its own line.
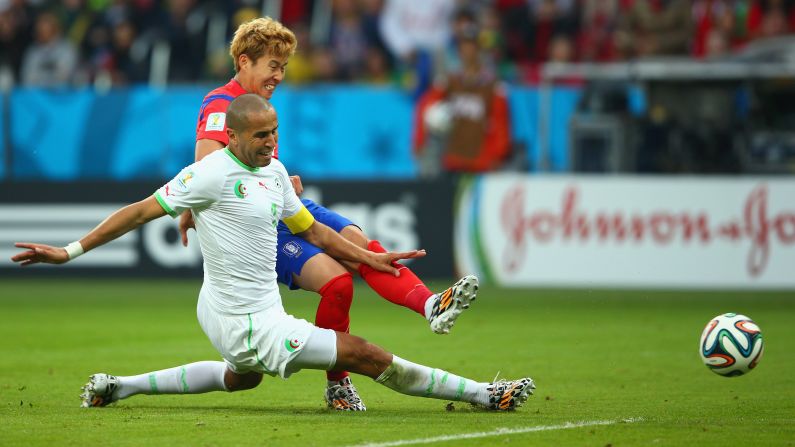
left=181, top=17, right=479, bottom=411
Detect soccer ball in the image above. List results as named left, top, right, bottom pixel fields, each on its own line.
left=699, top=313, right=764, bottom=377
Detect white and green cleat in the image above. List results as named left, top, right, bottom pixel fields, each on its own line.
left=80, top=373, right=119, bottom=408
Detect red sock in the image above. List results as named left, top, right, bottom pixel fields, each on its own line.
left=315, top=273, right=353, bottom=382
left=358, top=240, right=433, bottom=317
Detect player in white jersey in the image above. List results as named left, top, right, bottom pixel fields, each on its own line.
left=11, top=94, right=534, bottom=411
left=159, top=148, right=303, bottom=316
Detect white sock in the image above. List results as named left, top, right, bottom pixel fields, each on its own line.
left=115, top=361, right=228, bottom=400
left=374, top=355, right=489, bottom=405
left=423, top=294, right=438, bottom=321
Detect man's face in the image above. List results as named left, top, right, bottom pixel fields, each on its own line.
left=238, top=52, right=289, bottom=100
left=458, top=40, right=480, bottom=67
left=231, top=107, right=279, bottom=167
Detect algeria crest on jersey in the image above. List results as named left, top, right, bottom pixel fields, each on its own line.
left=284, top=337, right=304, bottom=353
left=233, top=180, right=247, bottom=199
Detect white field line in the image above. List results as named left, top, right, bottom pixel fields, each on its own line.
left=346, top=417, right=645, bottom=447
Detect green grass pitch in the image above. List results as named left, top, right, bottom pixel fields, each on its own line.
left=1, top=278, right=794, bottom=446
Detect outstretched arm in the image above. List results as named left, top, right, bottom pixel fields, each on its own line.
left=12, top=196, right=167, bottom=266
left=297, top=221, right=425, bottom=276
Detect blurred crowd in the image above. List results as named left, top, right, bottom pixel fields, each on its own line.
left=3, top=0, right=795, bottom=88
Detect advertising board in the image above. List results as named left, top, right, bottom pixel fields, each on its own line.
left=455, top=175, right=795, bottom=288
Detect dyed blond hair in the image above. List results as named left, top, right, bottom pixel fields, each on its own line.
left=229, top=17, right=297, bottom=73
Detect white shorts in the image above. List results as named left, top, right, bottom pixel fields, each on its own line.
left=196, top=291, right=334, bottom=379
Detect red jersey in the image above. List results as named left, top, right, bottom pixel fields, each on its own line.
left=195, top=78, right=280, bottom=158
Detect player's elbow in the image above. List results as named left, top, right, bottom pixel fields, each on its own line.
left=130, top=198, right=165, bottom=226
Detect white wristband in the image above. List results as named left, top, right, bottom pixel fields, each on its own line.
left=64, top=241, right=84, bottom=260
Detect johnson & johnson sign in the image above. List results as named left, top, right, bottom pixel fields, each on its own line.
left=455, top=175, right=795, bottom=288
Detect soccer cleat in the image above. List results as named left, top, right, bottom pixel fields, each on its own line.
left=325, top=377, right=366, bottom=411
left=80, top=373, right=119, bottom=408
left=428, top=275, right=479, bottom=334
left=485, top=378, right=535, bottom=411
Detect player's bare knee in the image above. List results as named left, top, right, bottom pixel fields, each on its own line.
left=231, top=375, right=262, bottom=392
left=340, top=226, right=369, bottom=249
left=224, top=370, right=263, bottom=392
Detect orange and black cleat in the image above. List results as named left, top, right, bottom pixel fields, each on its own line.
left=485, top=378, right=535, bottom=411
left=325, top=377, right=366, bottom=411
left=428, top=275, right=479, bottom=334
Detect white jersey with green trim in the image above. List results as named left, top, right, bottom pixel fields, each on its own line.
left=154, top=148, right=310, bottom=315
